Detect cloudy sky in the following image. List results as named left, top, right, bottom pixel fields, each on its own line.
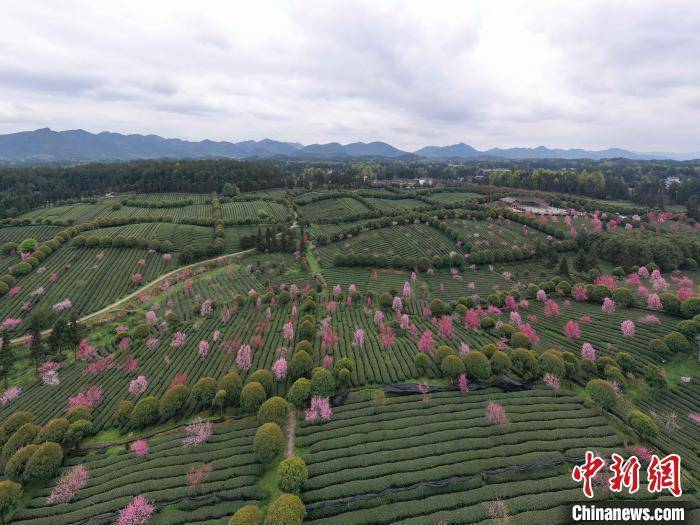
left=0, top=0, right=698, bottom=152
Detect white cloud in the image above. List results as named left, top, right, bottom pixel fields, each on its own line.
left=0, top=0, right=697, bottom=152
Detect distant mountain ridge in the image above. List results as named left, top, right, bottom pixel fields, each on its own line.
left=0, top=128, right=695, bottom=162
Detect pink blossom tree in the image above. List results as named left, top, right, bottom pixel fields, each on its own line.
left=352, top=327, right=365, bottom=349
left=581, top=342, right=596, bottom=361
left=380, top=325, right=395, bottom=349
left=563, top=320, right=581, bottom=340
left=544, top=299, right=559, bottom=317
left=171, top=331, right=186, bottom=348
left=485, top=402, right=509, bottom=427
left=647, top=293, right=662, bottom=311
left=47, top=464, right=89, bottom=504
left=187, top=463, right=212, bottom=488
left=236, top=344, right=252, bottom=371
left=131, top=273, right=143, bottom=285
left=282, top=321, right=294, bottom=343
left=621, top=320, right=635, bottom=337
left=458, top=373, right=469, bottom=394
left=198, top=340, right=209, bottom=357
left=601, top=297, right=616, bottom=314
left=117, top=495, right=155, bottom=525
left=464, top=309, right=480, bottom=329
left=67, top=386, right=103, bottom=411
left=76, top=339, right=97, bottom=362
left=272, top=357, right=288, bottom=380
left=130, top=439, right=149, bottom=457
left=129, top=376, right=149, bottom=396
left=418, top=330, right=436, bottom=355
left=182, top=417, right=213, bottom=447
left=543, top=373, right=560, bottom=395
left=305, top=396, right=332, bottom=422
left=573, top=285, right=588, bottom=301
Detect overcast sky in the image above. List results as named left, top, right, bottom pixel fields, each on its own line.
left=0, top=0, right=698, bottom=152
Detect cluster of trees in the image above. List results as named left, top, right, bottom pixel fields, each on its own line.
left=240, top=224, right=301, bottom=253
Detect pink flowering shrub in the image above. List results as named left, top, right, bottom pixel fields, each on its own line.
left=581, top=342, right=596, bottom=361
left=129, top=376, right=149, bottom=396
left=272, top=357, right=288, bottom=380
left=305, top=396, right=332, bottom=422
left=47, top=464, right=89, bottom=505
left=131, top=273, right=143, bottom=285
left=117, top=495, right=155, bottom=525
left=458, top=373, right=469, bottom=394
left=544, top=300, right=559, bottom=317
left=485, top=402, right=509, bottom=427
left=563, top=320, right=581, bottom=340
left=352, top=327, right=365, bottom=349
left=198, top=340, right=209, bottom=357
left=236, top=344, right=252, bottom=371
left=601, top=297, right=616, bottom=314
left=646, top=293, right=662, bottom=311
left=418, top=330, right=436, bottom=355
left=621, top=320, right=635, bottom=337
left=130, top=439, right=149, bottom=456
left=543, top=373, right=560, bottom=393
left=67, top=386, right=103, bottom=410
left=171, top=331, right=186, bottom=348
left=282, top=321, right=294, bottom=342
left=187, top=463, right=212, bottom=487
left=182, top=417, right=213, bottom=447
left=0, top=386, right=21, bottom=407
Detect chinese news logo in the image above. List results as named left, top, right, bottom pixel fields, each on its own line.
left=572, top=451, right=682, bottom=498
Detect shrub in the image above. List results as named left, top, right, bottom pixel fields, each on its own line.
left=660, top=293, right=681, bottom=315
left=581, top=358, right=597, bottom=376
left=561, top=351, right=580, bottom=378
left=36, top=418, right=70, bottom=443
left=628, top=410, right=659, bottom=439
left=463, top=351, right=491, bottom=382
left=604, top=365, right=625, bottom=384
left=253, top=423, right=284, bottom=465
left=130, top=396, right=160, bottom=428
left=286, top=378, right=311, bottom=408
left=616, top=352, right=635, bottom=373
left=643, top=364, right=666, bottom=389
left=538, top=350, right=565, bottom=378
left=681, top=297, right=700, bottom=318
left=219, top=371, right=242, bottom=405
left=511, top=348, right=539, bottom=380
left=66, top=406, right=92, bottom=424
left=480, top=343, right=498, bottom=359
left=264, top=493, right=306, bottom=525
left=248, top=369, right=274, bottom=394
left=611, top=287, right=635, bottom=307
left=3, top=423, right=40, bottom=458
left=1, top=412, right=33, bottom=442
left=510, top=331, right=532, bottom=349
left=191, top=377, right=218, bottom=406
left=4, top=444, right=38, bottom=480
left=0, top=480, right=22, bottom=523
left=310, top=367, right=336, bottom=397
left=289, top=351, right=313, bottom=380
left=429, top=299, right=448, bottom=316
left=414, top=352, right=432, bottom=375
left=332, top=357, right=354, bottom=377
left=116, top=400, right=134, bottom=428
left=494, top=322, right=514, bottom=338
left=278, top=456, right=308, bottom=493
left=23, top=441, right=63, bottom=482
left=298, top=320, right=315, bottom=341
left=441, top=355, right=465, bottom=378
left=131, top=323, right=150, bottom=340
left=480, top=316, right=495, bottom=330
left=586, top=379, right=616, bottom=410
left=62, top=420, right=94, bottom=447
left=241, top=382, right=267, bottom=414
left=663, top=331, right=692, bottom=353
left=228, top=505, right=263, bottom=525
left=159, top=385, right=190, bottom=419
left=490, top=351, right=512, bottom=374
left=258, top=397, right=289, bottom=426
left=677, top=320, right=700, bottom=340
left=435, top=345, right=456, bottom=364
left=596, top=356, right=618, bottom=373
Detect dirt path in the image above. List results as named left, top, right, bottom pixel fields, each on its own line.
left=9, top=248, right=255, bottom=345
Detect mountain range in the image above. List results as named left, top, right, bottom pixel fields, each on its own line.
left=0, top=128, right=696, bottom=163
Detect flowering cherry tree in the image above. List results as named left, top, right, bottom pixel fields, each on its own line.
left=117, top=495, right=155, bottom=525
left=564, top=320, right=581, bottom=340
left=272, top=357, right=288, bottom=380
left=581, top=342, right=596, bottom=361
left=305, top=396, right=332, bottom=422
left=236, top=344, right=252, bottom=371
left=544, top=300, right=559, bottom=317
left=602, top=297, right=616, bottom=314
left=171, top=331, right=186, bottom=348
left=182, top=417, right=213, bottom=447
left=352, top=327, right=365, bottom=349
left=198, top=340, right=209, bottom=357
left=67, top=386, right=103, bottom=410
left=485, top=402, right=509, bottom=427
left=621, top=320, right=635, bottom=337
left=0, top=386, right=21, bottom=407
left=282, top=321, right=294, bottom=342
left=418, top=330, right=436, bottom=355
left=47, top=464, right=89, bottom=504
left=543, top=373, right=560, bottom=395
left=130, top=439, right=149, bottom=456
left=129, top=376, right=149, bottom=396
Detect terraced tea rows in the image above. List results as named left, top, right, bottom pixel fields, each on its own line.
left=12, top=418, right=264, bottom=525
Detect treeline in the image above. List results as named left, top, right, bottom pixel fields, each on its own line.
left=486, top=169, right=629, bottom=200
left=585, top=231, right=699, bottom=271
